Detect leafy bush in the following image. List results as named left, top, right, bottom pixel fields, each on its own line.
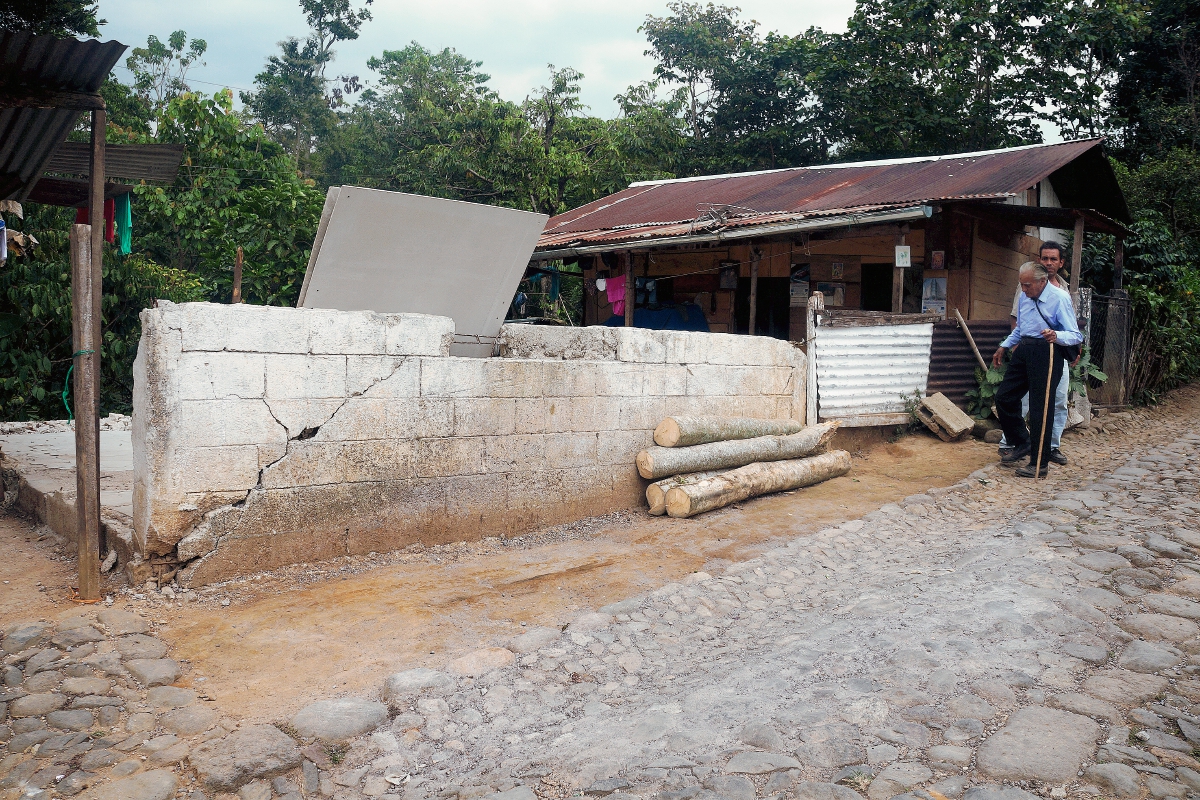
left=966, top=362, right=1006, bottom=419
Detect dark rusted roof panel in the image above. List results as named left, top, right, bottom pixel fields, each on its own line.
left=539, top=139, right=1124, bottom=251
left=44, top=142, right=185, bottom=183
left=928, top=319, right=1013, bottom=410
left=25, top=177, right=133, bottom=208
left=0, top=30, right=127, bottom=201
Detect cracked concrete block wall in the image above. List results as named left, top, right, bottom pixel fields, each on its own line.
left=133, top=303, right=805, bottom=586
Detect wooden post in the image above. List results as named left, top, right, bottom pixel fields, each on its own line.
left=1070, top=215, right=1084, bottom=308
left=622, top=251, right=634, bottom=327
left=1113, top=237, right=1124, bottom=290
left=72, top=108, right=105, bottom=601
left=232, top=246, right=243, bottom=303
left=748, top=249, right=760, bottom=335
left=892, top=234, right=906, bottom=312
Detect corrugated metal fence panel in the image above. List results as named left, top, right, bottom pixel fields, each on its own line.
left=814, top=324, right=934, bottom=419
left=927, top=320, right=1012, bottom=410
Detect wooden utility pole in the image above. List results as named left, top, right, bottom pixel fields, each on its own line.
left=1070, top=216, right=1085, bottom=308
left=1113, top=237, right=1124, bottom=290
left=72, top=108, right=105, bottom=601
left=748, top=249, right=760, bottom=335
left=232, top=246, right=244, bottom=303
left=622, top=251, right=634, bottom=327
left=892, top=234, right=906, bottom=312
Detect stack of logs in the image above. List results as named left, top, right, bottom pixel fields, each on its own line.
left=636, top=416, right=851, bottom=518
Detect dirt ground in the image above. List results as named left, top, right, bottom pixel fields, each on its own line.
left=1, top=427, right=1000, bottom=723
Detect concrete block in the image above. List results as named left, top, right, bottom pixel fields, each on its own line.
left=308, top=309, right=387, bottom=354
left=339, top=439, right=414, bottom=483
left=641, top=365, right=688, bottom=396
left=662, top=331, right=708, bottom=365
left=541, top=361, right=600, bottom=396
left=265, top=355, right=348, bottom=399
left=168, top=302, right=314, bottom=354
left=349, top=356, right=418, bottom=398
left=499, top=324, right=618, bottom=360
left=442, top=475, right=508, bottom=536
left=264, top=398, right=347, bottom=439
left=684, top=364, right=762, bottom=396
left=595, top=362, right=644, bottom=397
left=544, top=432, right=599, bottom=469
left=513, top=399, right=549, bottom=434
left=260, top=442, right=342, bottom=488
left=544, top=396, right=598, bottom=433
left=453, top=398, right=516, bottom=437
left=420, top=357, right=489, bottom=398
left=176, top=399, right=286, bottom=447
left=481, top=359, right=544, bottom=398
left=175, top=352, right=265, bottom=400
left=387, top=399, right=455, bottom=440
left=597, top=429, right=650, bottom=466
left=308, top=398, right=386, bottom=442
left=483, top=434, right=545, bottom=473
left=613, top=328, right=668, bottom=363
left=384, top=314, right=455, bottom=357
left=617, top=397, right=668, bottom=431
left=175, top=446, right=261, bottom=494
left=416, top=438, right=485, bottom=478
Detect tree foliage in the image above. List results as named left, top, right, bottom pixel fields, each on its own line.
left=0, top=0, right=102, bottom=37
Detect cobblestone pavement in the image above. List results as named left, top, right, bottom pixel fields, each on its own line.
left=4, top=396, right=1200, bottom=800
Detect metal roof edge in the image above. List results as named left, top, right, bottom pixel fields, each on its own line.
left=627, top=139, right=1104, bottom=189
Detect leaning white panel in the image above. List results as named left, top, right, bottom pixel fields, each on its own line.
left=299, top=187, right=548, bottom=357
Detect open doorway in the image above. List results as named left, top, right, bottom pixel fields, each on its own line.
left=861, top=263, right=893, bottom=311
left=735, top=277, right=790, bottom=338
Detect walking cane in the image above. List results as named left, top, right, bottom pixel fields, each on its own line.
left=1034, top=340, right=1055, bottom=479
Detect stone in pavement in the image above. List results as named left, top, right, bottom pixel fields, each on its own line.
left=1083, top=669, right=1169, bottom=703
left=507, top=628, right=560, bottom=653
left=1074, top=551, right=1131, bottom=572
left=1143, top=594, right=1200, bottom=620
left=1061, top=642, right=1108, bottom=664
left=945, top=694, right=996, bottom=720
left=928, top=745, right=972, bottom=768
left=160, top=705, right=219, bottom=735
left=447, top=648, right=515, bottom=676
left=51, top=626, right=106, bottom=647
left=793, top=783, right=866, bottom=800
left=82, top=769, right=177, bottom=800
left=237, top=780, right=272, bottom=800
left=961, top=787, right=1041, bottom=800
left=10, top=693, right=67, bottom=717
left=796, top=723, right=867, bottom=768
left=703, top=775, right=756, bottom=800
left=146, top=686, right=196, bottom=709
left=725, top=751, right=801, bottom=774
left=2, top=623, right=48, bottom=653
left=740, top=721, right=787, bottom=751
left=47, top=709, right=94, bottom=731
left=1120, top=614, right=1200, bottom=641
left=189, top=724, right=303, bottom=791
left=1119, top=641, right=1181, bottom=673
left=867, top=763, right=932, bottom=800
left=976, top=707, right=1099, bottom=782
left=291, top=698, right=388, bottom=742
left=875, top=722, right=929, bottom=749
left=116, top=635, right=168, bottom=660
left=1084, top=763, right=1141, bottom=797
left=567, top=612, right=613, bottom=632
left=1046, top=692, right=1121, bottom=723
left=382, top=668, right=455, bottom=704
left=80, top=750, right=123, bottom=771
left=98, top=609, right=150, bottom=635
left=62, top=676, right=112, bottom=695
left=124, top=659, right=179, bottom=687
left=1145, top=775, right=1189, bottom=798
left=483, top=788, right=536, bottom=800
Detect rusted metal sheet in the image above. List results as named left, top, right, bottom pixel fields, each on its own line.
left=927, top=319, right=1013, bottom=410
left=537, top=139, right=1119, bottom=252
left=44, top=142, right=185, bottom=183
left=0, top=31, right=127, bottom=201
left=813, top=321, right=934, bottom=424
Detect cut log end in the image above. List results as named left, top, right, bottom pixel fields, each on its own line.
left=635, top=450, right=655, bottom=480
left=653, top=418, right=683, bottom=448
left=646, top=483, right=667, bottom=515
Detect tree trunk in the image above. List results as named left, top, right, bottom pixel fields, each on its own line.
left=636, top=422, right=839, bottom=480
left=653, top=416, right=804, bottom=448
left=665, top=451, right=852, bottom=518
left=645, top=470, right=726, bottom=515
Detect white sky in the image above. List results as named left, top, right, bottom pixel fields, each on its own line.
left=97, top=0, right=857, bottom=117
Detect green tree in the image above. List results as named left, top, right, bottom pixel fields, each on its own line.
left=125, top=31, right=208, bottom=108
left=0, top=0, right=101, bottom=37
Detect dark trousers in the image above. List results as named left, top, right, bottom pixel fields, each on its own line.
left=996, top=338, right=1066, bottom=467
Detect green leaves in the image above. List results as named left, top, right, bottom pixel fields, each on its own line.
left=967, top=363, right=1007, bottom=419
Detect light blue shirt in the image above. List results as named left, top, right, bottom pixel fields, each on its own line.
left=1001, top=281, right=1083, bottom=349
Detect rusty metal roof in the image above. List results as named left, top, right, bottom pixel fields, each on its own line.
left=538, top=139, right=1129, bottom=253
left=0, top=30, right=128, bottom=202
left=44, top=142, right=185, bottom=183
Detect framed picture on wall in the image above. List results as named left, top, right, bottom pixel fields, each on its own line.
left=789, top=263, right=810, bottom=307
left=719, top=262, right=739, bottom=289
left=815, top=281, right=845, bottom=306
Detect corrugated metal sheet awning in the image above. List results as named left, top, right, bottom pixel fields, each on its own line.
left=927, top=319, right=1013, bottom=410
left=0, top=30, right=127, bottom=202
left=44, top=142, right=185, bottom=183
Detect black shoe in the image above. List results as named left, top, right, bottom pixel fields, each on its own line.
left=1015, top=463, right=1049, bottom=478
left=1048, top=448, right=1068, bottom=466
left=998, top=445, right=1014, bottom=457
left=1001, top=443, right=1031, bottom=465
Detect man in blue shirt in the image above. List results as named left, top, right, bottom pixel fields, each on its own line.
left=990, top=262, right=1084, bottom=477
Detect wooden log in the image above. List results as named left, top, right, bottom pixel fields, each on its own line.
left=636, top=422, right=839, bottom=480
left=646, top=470, right=726, bottom=515
left=665, top=451, right=852, bottom=518
left=653, top=416, right=804, bottom=448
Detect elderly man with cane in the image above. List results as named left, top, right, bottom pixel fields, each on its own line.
left=991, top=262, right=1083, bottom=478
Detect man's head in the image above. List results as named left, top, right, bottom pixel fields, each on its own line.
left=1039, top=241, right=1066, bottom=277
left=1018, top=262, right=1049, bottom=299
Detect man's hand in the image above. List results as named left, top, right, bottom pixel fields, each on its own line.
left=992, top=347, right=1006, bottom=368
left=1041, top=328, right=1058, bottom=343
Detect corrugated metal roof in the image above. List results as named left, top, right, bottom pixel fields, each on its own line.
left=927, top=319, right=1013, bottom=410
left=0, top=30, right=128, bottom=202
left=538, top=139, right=1125, bottom=251
left=44, top=142, right=185, bottom=183
left=813, top=321, right=934, bottom=421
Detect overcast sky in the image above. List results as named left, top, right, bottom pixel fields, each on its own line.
left=97, top=0, right=857, bottom=117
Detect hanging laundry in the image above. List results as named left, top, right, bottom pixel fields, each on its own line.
left=115, top=194, right=132, bottom=255
left=607, top=273, right=626, bottom=315
left=74, top=198, right=116, bottom=243
left=0, top=219, right=7, bottom=262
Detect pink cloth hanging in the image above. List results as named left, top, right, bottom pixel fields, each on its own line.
left=607, top=273, right=626, bottom=315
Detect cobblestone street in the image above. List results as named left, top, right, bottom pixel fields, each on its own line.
left=4, top=388, right=1200, bottom=800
